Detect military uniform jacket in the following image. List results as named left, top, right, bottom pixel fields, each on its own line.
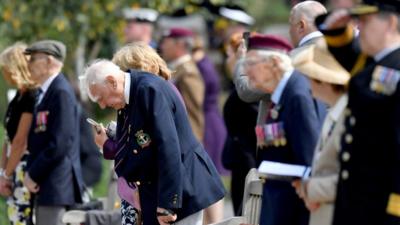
left=258, top=71, right=326, bottom=225
left=170, top=55, right=205, bottom=142
left=114, top=70, right=225, bottom=225
left=321, top=24, right=400, bottom=225
left=27, top=74, right=84, bottom=206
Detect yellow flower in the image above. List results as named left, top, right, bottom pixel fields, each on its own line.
left=106, top=2, right=115, bottom=12
left=12, top=19, right=21, bottom=29
left=2, top=9, right=12, bottom=21
left=24, top=207, right=31, bottom=216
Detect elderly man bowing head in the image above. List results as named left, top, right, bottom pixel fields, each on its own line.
left=244, top=34, right=326, bottom=225
left=80, top=58, right=225, bottom=225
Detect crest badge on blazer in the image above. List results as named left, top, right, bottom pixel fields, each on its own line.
left=34, top=111, right=49, bottom=133
left=135, top=130, right=151, bottom=148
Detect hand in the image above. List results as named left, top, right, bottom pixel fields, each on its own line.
left=236, top=39, right=247, bottom=59
left=23, top=173, right=39, bottom=193
left=323, top=9, right=352, bottom=30
left=292, top=179, right=306, bottom=199
left=157, top=207, right=177, bottom=225
left=305, top=199, right=321, bottom=212
left=0, top=176, right=12, bottom=197
left=93, top=124, right=107, bottom=148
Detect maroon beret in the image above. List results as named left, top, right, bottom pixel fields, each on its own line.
left=248, top=34, right=293, bottom=53
left=162, top=27, right=194, bottom=38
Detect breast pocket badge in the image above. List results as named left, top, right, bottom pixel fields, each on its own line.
left=370, top=65, right=400, bottom=95
left=135, top=130, right=151, bottom=148
left=34, top=111, right=49, bottom=133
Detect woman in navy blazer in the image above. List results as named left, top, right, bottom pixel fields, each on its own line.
left=81, top=44, right=225, bottom=225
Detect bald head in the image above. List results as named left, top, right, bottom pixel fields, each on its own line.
left=291, top=1, right=327, bottom=26
left=289, top=1, right=327, bottom=46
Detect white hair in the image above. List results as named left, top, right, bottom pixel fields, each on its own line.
left=80, top=59, right=122, bottom=102
left=255, top=50, right=293, bottom=72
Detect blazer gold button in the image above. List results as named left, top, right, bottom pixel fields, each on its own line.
left=345, top=134, right=353, bottom=144
left=135, top=181, right=141, bottom=186
left=349, top=117, right=356, bottom=126
left=342, top=152, right=350, bottom=162
left=133, top=149, right=138, bottom=154
left=345, top=108, right=352, bottom=116
left=341, top=170, right=349, bottom=180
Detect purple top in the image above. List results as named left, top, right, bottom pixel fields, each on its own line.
left=196, top=55, right=228, bottom=175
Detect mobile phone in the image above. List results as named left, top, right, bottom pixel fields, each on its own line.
left=243, top=31, right=250, bottom=49
left=86, top=118, right=102, bottom=134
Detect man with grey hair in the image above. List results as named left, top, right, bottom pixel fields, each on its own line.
left=80, top=59, right=225, bottom=225
left=23, top=40, right=84, bottom=225
left=159, top=27, right=205, bottom=143
left=243, top=34, right=326, bottom=225
left=289, top=0, right=327, bottom=47
left=232, top=1, right=326, bottom=146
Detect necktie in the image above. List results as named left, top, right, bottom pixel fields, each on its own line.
left=266, top=102, right=276, bottom=122
left=115, top=107, right=130, bottom=158
left=34, top=89, right=43, bottom=111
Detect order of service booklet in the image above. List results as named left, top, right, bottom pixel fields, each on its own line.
left=258, top=160, right=311, bottom=181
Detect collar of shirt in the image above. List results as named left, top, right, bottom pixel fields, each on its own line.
left=320, top=94, right=348, bottom=142
left=329, top=94, right=348, bottom=122
left=298, top=31, right=323, bottom=47
left=168, top=54, right=192, bottom=70
left=271, top=69, right=293, bottom=104
left=124, top=72, right=131, bottom=105
left=374, top=43, right=400, bottom=62
left=38, top=73, right=58, bottom=103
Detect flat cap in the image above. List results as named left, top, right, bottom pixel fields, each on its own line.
left=24, top=40, right=66, bottom=61
left=248, top=34, right=293, bottom=53
left=123, top=8, right=158, bottom=23
left=162, top=27, right=194, bottom=39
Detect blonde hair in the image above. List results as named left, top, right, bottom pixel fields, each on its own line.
left=112, top=42, right=171, bottom=80
left=0, top=42, right=35, bottom=89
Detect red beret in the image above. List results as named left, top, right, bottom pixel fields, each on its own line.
left=163, top=28, right=194, bottom=38
left=248, top=34, right=293, bottom=53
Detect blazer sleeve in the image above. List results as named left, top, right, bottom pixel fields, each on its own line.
left=233, top=59, right=268, bottom=103
left=306, top=174, right=338, bottom=203
left=389, top=86, right=400, bottom=218
left=28, top=90, right=78, bottom=184
left=138, top=85, right=184, bottom=210
left=286, top=94, right=322, bottom=166
left=316, top=15, right=371, bottom=75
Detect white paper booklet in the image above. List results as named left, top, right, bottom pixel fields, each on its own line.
left=258, top=160, right=311, bottom=181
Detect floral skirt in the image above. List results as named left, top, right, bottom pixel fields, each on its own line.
left=121, top=199, right=139, bottom=225
left=7, top=154, right=33, bottom=225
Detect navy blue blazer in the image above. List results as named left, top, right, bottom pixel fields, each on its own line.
left=27, top=74, right=84, bottom=206
left=258, top=71, right=326, bottom=225
left=114, top=70, right=225, bottom=225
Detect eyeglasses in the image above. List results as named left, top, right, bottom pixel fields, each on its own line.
left=243, top=57, right=266, bottom=67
